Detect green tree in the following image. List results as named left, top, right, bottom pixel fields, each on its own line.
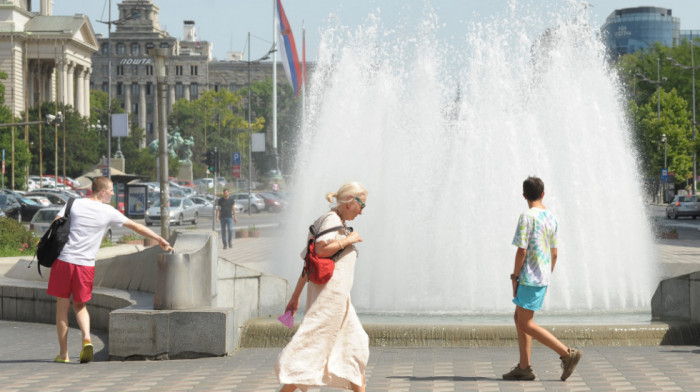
left=617, top=39, right=700, bottom=192
left=25, top=102, right=101, bottom=179
left=0, top=71, right=31, bottom=190
left=632, top=88, right=692, bottom=188
left=241, top=79, right=301, bottom=177
left=168, top=89, right=260, bottom=179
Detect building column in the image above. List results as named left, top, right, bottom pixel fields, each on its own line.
left=47, top=63, right=56, bottom=102
left=57, top=59, right=65, bottom=104
left=168, top=84, right=175, bottom=109
left=27, top=61, right=35, bottom=107
left=138, top=83, right=146, bottom=129
left=153, top=87, right=159, bottom=141
left=75, top=67, right=85, bottom=117
left=83, top=68, right=91, bottom=116
left=66, top=62, right=74, bottom=108
left=124, top=83, right=132, bottom=119
left=183, top=83, right=190, bottom=101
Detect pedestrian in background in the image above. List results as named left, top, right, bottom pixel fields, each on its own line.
left=48, top=177, right=172, bottom=363
left=503, top=176, right=582, bottom=381
left=216, top=188, right=238, bottom=249
left=276, top=182, right=369, bottom=392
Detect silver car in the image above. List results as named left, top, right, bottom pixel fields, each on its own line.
left=666, top=195, right=700, bottom=219
left=145, top=197, right=199, bottom=226
left=30, top=206, right=113, bottom=241
left=232, top=193, right=265, bottom=213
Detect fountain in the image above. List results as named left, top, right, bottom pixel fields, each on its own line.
left=272, top=1, right=658, bottom=317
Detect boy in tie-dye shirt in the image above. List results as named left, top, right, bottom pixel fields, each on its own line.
left=502, top=176, right=582, bottom=382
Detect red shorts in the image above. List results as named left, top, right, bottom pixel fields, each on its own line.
left=47, top=259, right=95, bottom=303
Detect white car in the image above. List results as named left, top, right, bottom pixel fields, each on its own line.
left=26, top=196, right=51, bottom=207
left=145, top=197, right=199, bottom=226
left=26, top=179, right=39, bottom=191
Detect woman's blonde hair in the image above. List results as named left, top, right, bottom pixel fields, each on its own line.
left=326, top=182, right=368, bottom=204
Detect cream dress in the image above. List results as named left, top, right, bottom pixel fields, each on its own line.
left=276, top=211, right=369, bottom=391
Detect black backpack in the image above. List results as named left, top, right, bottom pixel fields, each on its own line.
left=30, top=198, right=75, bottom=277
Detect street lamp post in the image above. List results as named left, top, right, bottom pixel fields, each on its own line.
left=662, top=133, right=668, bottom=203
left=666, top=38, right=698, bottom=194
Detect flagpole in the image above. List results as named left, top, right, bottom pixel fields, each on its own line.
left=272, top=0, right=279, bottom=172
left=302, top=22, right=306, bottom=126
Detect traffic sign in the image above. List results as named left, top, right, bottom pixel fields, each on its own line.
left=661, top=168, right=668, bottom=182
left=232, top=152, right=241, bottom=165
left=232, top=165, right=241, bottom=178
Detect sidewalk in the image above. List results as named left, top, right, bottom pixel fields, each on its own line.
left=0, top=234, right=698, bottom=391
left=0, top=319, right=698, bottom=391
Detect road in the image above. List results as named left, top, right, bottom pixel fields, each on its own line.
left=648, top=203, right=700, bottom=232
left=109, top=210, right=287, bottom=242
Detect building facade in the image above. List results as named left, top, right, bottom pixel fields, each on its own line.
left=90, top=0, right=288, bottom=147
left=602, top=7, right=680, bottom=57
left=0, top=0, right=98, bottom=117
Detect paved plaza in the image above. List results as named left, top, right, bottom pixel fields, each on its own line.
left=0, top=320, right=699, bottom=391
left=0, top=224, right=699, bottom=391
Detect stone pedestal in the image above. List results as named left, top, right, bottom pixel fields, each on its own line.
left=178, top=162, right=193, bottom=181
left=112, top=157, right=125, bottom=173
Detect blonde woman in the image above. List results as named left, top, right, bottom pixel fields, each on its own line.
left=276, top=182, right=369, bottom=392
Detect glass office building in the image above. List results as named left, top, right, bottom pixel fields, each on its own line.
left=602, top=7, right=680, bottom=57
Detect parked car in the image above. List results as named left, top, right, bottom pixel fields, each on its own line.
left=29, top=207, right=61, bottom=236
left=175, top=179, right=195, bottom=188
left=232, top=193, right=265, bottom=213
left=29, top=206, right=112, bottom=241
left=666, top=195, right=700, bottom=219
left=0, top=194, right=22, bottom=221
left=189, top=196, right=217, bottom=217
left=26, top=179, right=39, bottom=191
left=0, top=193, right=43, bottom=222
left=26, top=195, right=51, bottom=207
left=194, top=178, right=214, bottom=189
left=145, top=197, right=198, bottom=226
left=216, top=177, right=226, bottom=187
left=26, top=191, right=71, bottom=206
left=256, top=192, right=286, bottom=212
left=73, top=188, right=91, bottom=198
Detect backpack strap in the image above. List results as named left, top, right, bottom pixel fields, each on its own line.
left=309, top=225, right=345, bottom=239
left=65, top=198, right=75, bottom=217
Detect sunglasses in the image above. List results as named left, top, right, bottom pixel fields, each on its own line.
left=354, top=196, right=366, bottom=210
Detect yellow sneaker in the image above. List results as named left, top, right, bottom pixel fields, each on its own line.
left=54, top=355, right=70, bottom=363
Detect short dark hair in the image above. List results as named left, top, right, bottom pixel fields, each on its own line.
left=523, top=176, right=545, bottom=201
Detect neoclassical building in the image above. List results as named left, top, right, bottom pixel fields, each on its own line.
left=0, top=0, right=98, bottom=117
left=90, top=0, right=291, bottom=145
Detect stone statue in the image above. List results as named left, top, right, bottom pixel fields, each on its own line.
left=168, top=131, right=184, bottom=158
left=147, top=128, right=196, bottom=162
left=180, top=136, right=195, bottom=163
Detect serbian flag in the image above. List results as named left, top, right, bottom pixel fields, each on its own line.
left=277, top=0, right=302, bottom=96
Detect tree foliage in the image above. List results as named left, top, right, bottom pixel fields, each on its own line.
left=168, top=89, right=264, bottom=179
left=616, top=39, right=699, bottom=190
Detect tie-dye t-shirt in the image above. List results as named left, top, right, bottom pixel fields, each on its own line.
left=512, top=207, right=558, bottom=287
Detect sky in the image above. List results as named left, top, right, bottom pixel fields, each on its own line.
left=50, top=0, right=700, bottom=61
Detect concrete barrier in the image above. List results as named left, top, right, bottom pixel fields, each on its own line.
left=0, top=232, right=290, bottom=359
left=651, top=271, right=700, bottom=323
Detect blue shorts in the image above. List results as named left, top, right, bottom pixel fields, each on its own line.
left=513, top=284, right=548, bottom=311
